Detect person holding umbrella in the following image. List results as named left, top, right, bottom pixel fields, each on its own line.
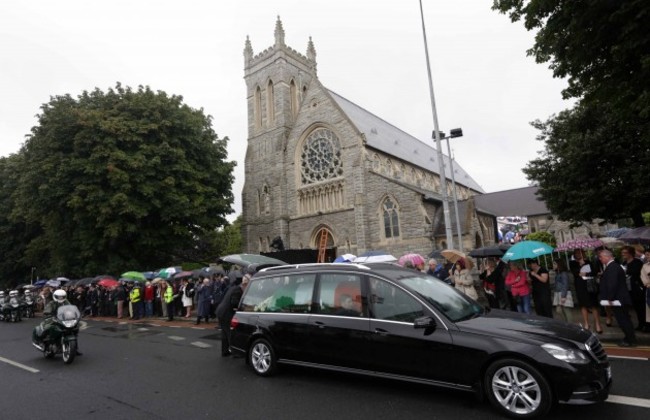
left=505, top=261, right=531, bottom=314
left=528, top=259, right=553, bottom=318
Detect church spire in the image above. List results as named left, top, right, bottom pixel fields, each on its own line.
left=307, top=36, right=317, bottom=74
left=307, top=36, right=316, bottom=61
left=274, top=15, right=285, bottom=47
left=244, top=35, right=253, bottom=64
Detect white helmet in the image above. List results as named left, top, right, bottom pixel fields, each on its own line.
left=53, top=289, right=67, bottom=303
left=9, top=290, right=18, bottom=297
left=25, top=289, right=32, bottom=295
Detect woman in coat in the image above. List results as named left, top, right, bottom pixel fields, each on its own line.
left=505, top=261, right=531, bottom=314
left=195, top=278, right=213, bottom=325
left=453, top=258, right=478, bottom=300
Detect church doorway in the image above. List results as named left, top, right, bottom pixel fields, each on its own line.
left=312, top=226, right=335, bottom=263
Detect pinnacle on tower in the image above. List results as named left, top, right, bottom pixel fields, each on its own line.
left=307, top=36, right=316, bottom=61
left=244, top=36, right=253, bottom=63
left=274, top=15, right=285, bottom=47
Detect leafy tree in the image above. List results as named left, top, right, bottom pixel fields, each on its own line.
left=0, top=154, right=36, bottom=288
left=492, top=0, right=649, bottom=120
left=216, top=215, right=243, bottom=256
left=493, top=1, right=650, bottom=226
left=523, top=102, right=649, bottom=227
left=525, top=231, right=556, bottom=248
left=8, top=84, right=235, bottom=278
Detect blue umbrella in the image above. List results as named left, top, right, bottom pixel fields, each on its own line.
left=502, top=241, right=554, bottom=262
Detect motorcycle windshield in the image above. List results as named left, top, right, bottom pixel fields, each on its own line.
left=56, top=305, right=81, bottom=322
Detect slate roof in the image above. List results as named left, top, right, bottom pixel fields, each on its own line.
left=327, top=90, right=484, bottom=193
left=473, top=185, right=549, bottom=217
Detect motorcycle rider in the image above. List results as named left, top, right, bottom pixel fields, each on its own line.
left=22, top=289, right=35, bottom=317
left=38, top=289, right=82, bottom=355
left=0, top=291, right=6, bottom=320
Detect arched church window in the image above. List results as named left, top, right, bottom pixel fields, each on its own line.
left=300, top=128, right=343, bottom=185
left=262, top=184, right=271, bottom=214
left=254, top=86, right=262, bottom=129
left=290, top=79, right=299, bottom=118
left=382, top=197, right=400, bottom=238
left=266, top=80, right=275, bottom=126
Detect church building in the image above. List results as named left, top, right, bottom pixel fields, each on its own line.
left=241, top=18, right=493, bottom=259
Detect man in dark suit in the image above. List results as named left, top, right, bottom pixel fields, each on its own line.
left=598, top=249, right=637, bottom=347
left=216, top=271, right=246, bottom=356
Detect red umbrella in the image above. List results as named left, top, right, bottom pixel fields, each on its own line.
left=98, top=279, right=119, bottom=288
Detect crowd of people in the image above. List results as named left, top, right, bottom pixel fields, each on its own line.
left=19, top=269, right=252, bottom=327
left=4, top=244, right=648, bottom=350
left=423, top=244, right=649, bottom=347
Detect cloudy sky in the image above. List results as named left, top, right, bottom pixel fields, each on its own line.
left=0, top=0, right=572, bottom=219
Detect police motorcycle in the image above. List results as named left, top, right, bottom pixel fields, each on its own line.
left=1, top=290, right=22, bottom=322
left=0, top=291, right=6, bottom=321
left=32, top=290, right=81, bottom=364
left=21, top=289, right=36, bottom=318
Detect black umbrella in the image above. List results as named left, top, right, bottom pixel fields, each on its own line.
left=468, top=246, right=504, bottom=258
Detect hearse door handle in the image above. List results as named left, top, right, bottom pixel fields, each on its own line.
left=313, top=321, right=326, bottom=329
left=374, top=328, right=389, bottom=336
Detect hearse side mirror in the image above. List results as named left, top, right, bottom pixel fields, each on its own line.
left=413, top=316, right=436, bottom=329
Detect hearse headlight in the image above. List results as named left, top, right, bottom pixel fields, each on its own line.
left=541, top=343, right=589, bottom=364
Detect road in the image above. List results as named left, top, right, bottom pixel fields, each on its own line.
left=1, top=316, right=649, bottom=420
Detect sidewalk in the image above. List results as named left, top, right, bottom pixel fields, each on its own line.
left=83, top=314, right=218, bottom=330
left=560, top=307, right=650, bottom=355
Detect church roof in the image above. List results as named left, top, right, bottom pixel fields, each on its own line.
left=327, top=89, right=484, bottom=193
left=473, top=185, right=549, bottom=216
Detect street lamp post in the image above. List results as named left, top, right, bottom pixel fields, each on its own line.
left=418, top=0, right=454, bottom=249
left=444, top=129, right=464, bottom=252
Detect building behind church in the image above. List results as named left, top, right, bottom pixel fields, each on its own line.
left=240, top=18, right=497, bottom=260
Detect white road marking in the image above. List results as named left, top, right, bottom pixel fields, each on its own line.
left=168, top=336, right=185, bottom=341
left=608, top=355, right=648, bottom=361
left=607, top=395, right=650, bottom=409
left=137, top=327, right=149, bottom=331
left=0, top=356, right=39, bottom=373
left=79, top=321, right=89, bottom=330
left=190, top=341, right=212, bottom=349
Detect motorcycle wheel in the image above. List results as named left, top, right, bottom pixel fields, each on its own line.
left=62, top=340, right=76, bottom=364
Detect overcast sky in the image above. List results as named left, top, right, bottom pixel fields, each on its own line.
left=0, top=0, right=572, bottom=219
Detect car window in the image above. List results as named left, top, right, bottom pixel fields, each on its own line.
left=399, top=274, right=483, bottom=322
left=369, top=279, right=424, bottom=322
left=316, top=273, right=364, bottom=317
left=241, top=274, right=315, bottom=313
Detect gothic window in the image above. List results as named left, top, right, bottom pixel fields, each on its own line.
left=300, top=128, right=342, bottom=184
left=254, top=86, right=262, bottom=129
left=382, top=197, right=400, bottom=238
left=261, top=184, right=271, bottom=215
left=266, top=80, right=275, bottom=126
left=290, top=79, right=298, bottom=118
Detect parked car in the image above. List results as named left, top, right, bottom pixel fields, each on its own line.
left=230, top=263, right=611, bottom=419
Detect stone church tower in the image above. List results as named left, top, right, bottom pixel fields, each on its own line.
left=241, top=18, right=490, bottom=258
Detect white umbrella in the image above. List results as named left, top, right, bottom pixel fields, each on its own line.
left=353, top=254, right=397, bottom=263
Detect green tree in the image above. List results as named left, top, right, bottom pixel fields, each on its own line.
left=525, top=231, right=556, bottom=248
left=492, top=0, right=649, bottom=120
left=216, top=215, right=243, bottom=256
left=523, top=102, right=650, bottom=227
left=8, top=84, right=235, bottom=277
left=493, top=0, right=650, bottom=226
